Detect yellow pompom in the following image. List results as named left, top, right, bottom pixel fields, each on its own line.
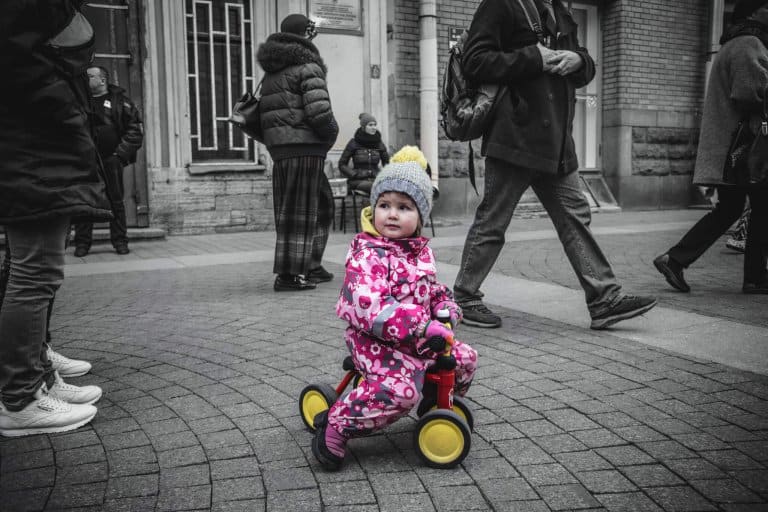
left=390, top=145, right=428, bottom=170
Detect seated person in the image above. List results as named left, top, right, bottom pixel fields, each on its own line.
left=338, top=113, right=389, bottom=194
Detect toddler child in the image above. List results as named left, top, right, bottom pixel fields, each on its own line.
left=312, top=159, right=478, bottom=470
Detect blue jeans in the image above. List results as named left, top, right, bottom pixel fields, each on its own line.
left=0, top=219, right=67, bottom=410
left=453, top=158, right=622, bottom=317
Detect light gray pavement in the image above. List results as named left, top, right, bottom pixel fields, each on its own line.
left=1, top=209, right=767, bottom=511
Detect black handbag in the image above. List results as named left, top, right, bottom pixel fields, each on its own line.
left=228, top=79, right=264, bottom=142
left=747, top=90, right=768, bottom=186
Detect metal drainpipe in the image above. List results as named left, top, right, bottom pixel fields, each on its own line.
left=419, top=0, right=439, bottom=191
left=706, top=0, right=724, bottom=93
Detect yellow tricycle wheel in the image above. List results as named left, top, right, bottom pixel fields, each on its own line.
left=299, top=384, right=338, bottom=431
left=417, top=396, right=474, bottom=431
left=414, top=410, right=471, bottom=469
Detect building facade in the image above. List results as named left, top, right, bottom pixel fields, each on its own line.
left=84, top=0, right=735, bottom=234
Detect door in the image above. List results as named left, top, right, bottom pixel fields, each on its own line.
left=82, top=1, right=149, bottom=227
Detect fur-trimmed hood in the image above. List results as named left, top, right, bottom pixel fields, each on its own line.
left=257, top=32, right=327, bottom=74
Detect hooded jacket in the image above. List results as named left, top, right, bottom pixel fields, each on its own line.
left=0, top=0, right=112, bottom=225
left=464, top=0, right=595, bottom=174
left=96, top=84, right=143, bottom=164
left=256, top=32, right=339, bottom=160
left=338, top=128, right=390, bottom=181
left=335, top=210, right=456, bottom=359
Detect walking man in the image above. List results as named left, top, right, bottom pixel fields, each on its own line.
left=453, top=0, right=657, bottom=329
left=73, top=65, right=143, bottom=257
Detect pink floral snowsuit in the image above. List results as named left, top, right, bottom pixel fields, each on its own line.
left=329, top=232, right=478, bottom=437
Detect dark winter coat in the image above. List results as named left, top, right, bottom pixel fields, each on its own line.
left=256, top=32, right=338, bottom=161
left=694, top=23, right=768, bottom=186
left=338, top=129, right=390, bottom=181
left=99, top=84, right=143, bottom=164
left=464, top=0, right=595, bottom=174
left=0, top=0, right=112, bottom=225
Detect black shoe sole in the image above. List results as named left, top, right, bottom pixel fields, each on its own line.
left=461, top=316, right=502, bottom=328
left=653, top=258, right=690, bottom=293
left=274, top=284, right=317, bottom=292
left=308, top=275, right=333, bottom=284
left=590, top=299, right=658, bottom=330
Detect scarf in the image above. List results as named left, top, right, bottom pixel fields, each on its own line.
left=720, top=20, right=768, bottom=49
left=353, top=128, right=382, bottom=149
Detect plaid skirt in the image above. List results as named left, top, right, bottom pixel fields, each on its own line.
left=272, top=156, right=334, bottom=276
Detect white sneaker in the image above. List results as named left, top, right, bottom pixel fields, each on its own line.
left=0, top=385, right=97, bottom=437
left=47, top=347, right=92, bottom=377
left=48, top=372, right=102, bottom=405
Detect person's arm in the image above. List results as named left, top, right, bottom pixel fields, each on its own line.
left=338, top=140, right=359, bottom=179
left=729, top=39, right=768, bottom=117
left=336, top=245, right=435, bottom=352
left=462, top=0, right=543, bottom=85
left=379, top=142, right=390, bottom=167
left=114, top=95, right=143, bottom=165
left=300, top=63, right=339, bottom=143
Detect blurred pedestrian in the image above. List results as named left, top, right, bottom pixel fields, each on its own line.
left=73, top=65, right=143, bottom=257
left=654, top=0, right=768, bottom=294
left=338, top=113, right=389, bottom=194
left=257, top=13, right=339, bottom=291
left=453, top=0, right=657, bottom=329
left=725, top=204, right=750, bottom=253
left=0, top=0, right=107, bottom=437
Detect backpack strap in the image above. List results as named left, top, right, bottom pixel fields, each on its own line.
left=516, top=0, right=545, bottom=43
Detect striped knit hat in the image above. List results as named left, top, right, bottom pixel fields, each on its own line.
left=370, top=161, right=433, bottom=222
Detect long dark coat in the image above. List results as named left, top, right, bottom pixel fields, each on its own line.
left=256, top=33, right=339, bottom=161
left=0, top=0, right=112, bottom=225
left=694, top=33, right=768, bottom=186
left=464, top=0, right=595, bottom=174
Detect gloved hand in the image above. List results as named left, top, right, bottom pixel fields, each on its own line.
left=432, top=301, right=462, bottom=329
left=416, top=321, right=454, bottom=356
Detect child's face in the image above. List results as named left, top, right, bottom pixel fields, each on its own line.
left=374, top=192, right=420, bottom=238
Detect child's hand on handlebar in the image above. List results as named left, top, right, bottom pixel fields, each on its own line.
left=420, top=321, right=454, bottom=354
left=432, top=301, right=462, bottom=328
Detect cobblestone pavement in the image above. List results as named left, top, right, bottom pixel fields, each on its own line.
left=1, top=210, right=767, bottom=511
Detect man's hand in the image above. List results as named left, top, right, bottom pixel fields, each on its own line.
left=537, top=43, right=559, bottom=72
left=547, top=50, right=583, bottom=76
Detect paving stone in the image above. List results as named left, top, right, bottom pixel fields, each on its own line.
left=265, top=489, right=322, bottom=512
left=673, top=432, right=731, bottom=451
left=132, top=406, right=179, bottom=424
left=1, top=487, right=51, bottom=512
left=690, top=478, right=764, bottom=503
left=48, top=482, right=107, bottom=508
left=537, top=483, right=602, bottom=510
left=572, top=428, right=626, bottom=448
left=377, top=493, right=436, bottom=512
left=142, top=418, right=190, bottom=437
left=188, top=416, right=237, bottom=434
left=262, top=466, right=316, bottom=491
left=495, top=438, right=555, bottom=465
left=462, top=456, right=520, bottom=480
left=103, top=496, right=158, bottom=512
left=0, top=448, right=54, bottom=472
left=212, top=476, right=266, bottom=502
left=49, top=430, right=102, bottom=451
left=156, top=484, right=211, bottom=511
left=545, top=408, right=600, bottom=431
left=105, top=474, right=159, bottom=499
left=209, top=457, right=262, bottom=480
left=432, top=484, right=490, bottom=510
left=621, top=463, right=684, bottom=487
left=151, top=431, right=199, bottom=451
left=368, top=471, right=426, bottom=495
left=107, top=446, right=159, bottom=477
left=533, top=433, right=588, bottom=453
left=0, top=436, right=51, bottom=456
left=319, top=480, right=376, bottom=506
left=101, top=430, right=151, bottom=451
left=645, top=485, right=718, bottom=511
left=700, top=449, right=764, bottom=471
left=199, top=429, right=248, bottom=450
left=211, top=500, right=267, bottom=512
left=576, top=469, right=637, bottom=493
left=590, top=411, right=641, bottom=428
left=513, top=419, right=564, bottom=437
left=595, top=492, right=664, bottom=512
left=731, top=469, right=768, bottom=494
left=94, top=417, right=142, bottom=436
left=636, top=439, right=696, bottom=460
left=554, top=450, right=613, bottom=472
left=476, top=477, right=538, bottom=502
left=517, top=463, right=578, bottom=486
left=596, top=445, right=655, bottom=466
left=0, top=466, right=55, bottom=491
left=159, top=464, right=211, bottom=487
left=613, top=425, right=668, bottom=443
left=56, top=445, right=106, bottom=466
left=157, top=446, right=207, bottom=468
left=207, top=444, right=256, bottom=461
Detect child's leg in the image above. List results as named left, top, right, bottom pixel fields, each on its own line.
left=452, top=339, right=478, bottom=397
left=328, top=339, right=428, bottom=438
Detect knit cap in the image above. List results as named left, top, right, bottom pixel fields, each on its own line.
left=370, top=161, right=433, bottom=221
left=390, top=145, right=429, bottom=171
left=281, top=14, right=311, bottom=35
left=359, top=112, right=376, bottom=127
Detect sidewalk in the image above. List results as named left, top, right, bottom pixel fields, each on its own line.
left=1, top=209, right=766, bottom=511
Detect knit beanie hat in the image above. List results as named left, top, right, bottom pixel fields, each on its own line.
left=359, top=112, right=376, bottom=127
left=370, top=161, right=433, bottom=221
left=281, top=14, right=311, bottom=35
left=733, top=0, right=768, bottom=21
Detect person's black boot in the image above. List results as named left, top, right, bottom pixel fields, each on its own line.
left=274, top=274, right=317, bottom=292
left=307, top=266, right=334, bottom=283
left=311, top=411, right=345, bottom=471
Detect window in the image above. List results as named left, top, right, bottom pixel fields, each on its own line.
left=185, top=0, right=257, bottom=162
left=571, top=3, right=600, bottom=170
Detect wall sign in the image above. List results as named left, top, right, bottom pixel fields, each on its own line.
left=308, top=0, right=363, bottom=34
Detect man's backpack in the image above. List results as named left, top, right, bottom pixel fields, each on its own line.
left=440, top=30, right=506, bottom=193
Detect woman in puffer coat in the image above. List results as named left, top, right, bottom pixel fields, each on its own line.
left=257, top=14, right=339, bottom=292
left=0, top=0, right=111, bottom=436
left=338, top=113, right=390, bottom=194
left=654, top=0, right=768, bottom=294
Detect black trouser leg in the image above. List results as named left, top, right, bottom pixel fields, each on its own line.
left=744, top=188, right=768, bottom=284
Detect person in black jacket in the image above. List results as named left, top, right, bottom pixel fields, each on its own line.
left=257, top=14, right=339, bottom=291
left=338, top=113, right=390, bottom=194
left=73, top=65, right=143, bottom=257
left=0, top=0, right=107, bottom=437
left=453, top=0, right=657, bottom=330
